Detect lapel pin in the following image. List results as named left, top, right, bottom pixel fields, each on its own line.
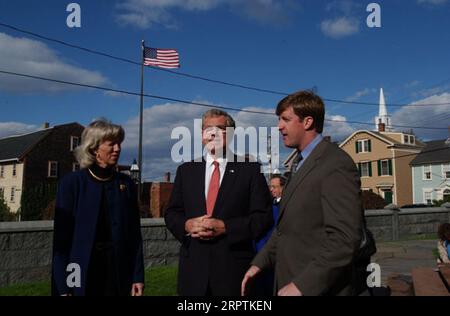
left=230, top=169, right=235, bottom=173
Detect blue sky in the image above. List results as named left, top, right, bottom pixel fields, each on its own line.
left=0, top=0, right=449, bottom=180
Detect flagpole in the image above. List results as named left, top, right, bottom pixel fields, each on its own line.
left=138, top=40, right=145, bottom=205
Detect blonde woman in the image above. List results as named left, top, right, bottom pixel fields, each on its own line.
left=52, top=119, right=144, bottom=296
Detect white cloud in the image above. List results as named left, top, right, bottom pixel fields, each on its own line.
left=324, top=115, right=355, bottom=141
left=321, top=0, right=361, bottom=39
left=321, top=17, right=359, bottom=39
left=103, top=90, right=139, bottom=98
left=391, top=93, right=450, bottom=141
left=417, top=0, right=448, bottom=5
left=345, top=88, right=376, bottom=102
left=119, top=101, right=283, bottom=180
left=0, top=122, right=38, bottom=138
left=0, top=33, right=108, bottom=93
left=115, top=0, right=298, bottom=29
left=404, top=80, right=421, bottom=89
left=118, top=101, right=360, bottom=179
left=411, top=82, right=450, bottom=99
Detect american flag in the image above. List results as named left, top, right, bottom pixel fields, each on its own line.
left=143, top=46, right=180, bottom=69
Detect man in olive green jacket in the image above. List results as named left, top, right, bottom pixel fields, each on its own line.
left=242, top=90, right=363, bottom=296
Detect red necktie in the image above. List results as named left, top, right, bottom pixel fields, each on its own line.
left=206, top=161, right=220, bottom=216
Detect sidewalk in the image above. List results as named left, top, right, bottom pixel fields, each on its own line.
left=372, top=239, right=437, bottom=286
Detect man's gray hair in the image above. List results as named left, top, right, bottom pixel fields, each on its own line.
left=74, top=119, right=125, bottom=169
left=202, top=109, right=236, bottom=128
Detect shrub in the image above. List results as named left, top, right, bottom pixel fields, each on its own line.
left=361, top=191, right=387, bottom=210
left=0, top=196, right=16, bottom=221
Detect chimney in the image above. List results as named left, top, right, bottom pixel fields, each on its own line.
left=378, top=122, right=385, bottom=132
left=43, top=122, right=50, bottom=129
left=164, top=172, right=171, bottom=182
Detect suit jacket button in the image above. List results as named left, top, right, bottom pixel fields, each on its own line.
left=277, top=230, right=282, bottom=236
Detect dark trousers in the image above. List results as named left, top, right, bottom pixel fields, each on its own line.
left=85, top=243, right=120, bottom=296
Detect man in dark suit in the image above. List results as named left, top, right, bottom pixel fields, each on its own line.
left=242, top=90, right=363, bottom=296
left=165, top=109, right=273, bottom=296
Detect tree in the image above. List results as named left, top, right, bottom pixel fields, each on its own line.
left=0, top=195, right=15, bottom=221
left=361, top=191, right=387, bottom=210
left=433, top=195, right=450, bottom=207
left=21, top=182, right=57, bottom=221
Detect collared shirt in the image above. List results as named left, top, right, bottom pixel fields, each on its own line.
left=295, top=134, right=323, bottom=172
left=205, top=153, right=227, bottom=198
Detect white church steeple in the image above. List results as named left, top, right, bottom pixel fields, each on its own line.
left=374, top=88, right=392, bottom=131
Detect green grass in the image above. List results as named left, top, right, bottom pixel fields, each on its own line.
left=144, top=265, right=177, bottom=296
left=433, top=248, right=439, bottom=260
left=0, top=265, right=177, bottom=296
left=379, top=234, right=439, bottom=245
left=401, top=233, right=438, bottom=241
left=0, top=280, right=50, bottom=296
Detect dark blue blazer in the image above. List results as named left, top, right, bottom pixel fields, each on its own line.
left=51, top=169, right=144, bottom=296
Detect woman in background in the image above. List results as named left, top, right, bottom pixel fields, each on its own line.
left=437, top=223, right=450, bottom=264
left=52, top=119, right=144, bottom=296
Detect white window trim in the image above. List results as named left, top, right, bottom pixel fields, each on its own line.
left=70, top=136, right=80, bottom=152
left=391, top=149, right=397, bottom=205
left=443, top=188, right=450, bottom=200
left=357, top=139, right=370, bottom=153
left=423, top=188, right=433, bottom=205
left=10, top=186, right=15, bottom=203
left=360, top=161, right=371, bottom=178
left=402, top=134, right=416, bottom=145
left=403, top=134, right=409, bottom=144
left=48, top=161, right=58, bottom=178
left=442, top=163, right=450, bottom=180
left=422, top=165, right=432, bottom=181
left=380, top=159, right=391, bottom=177
left=381, top=189, right=394, bottom=203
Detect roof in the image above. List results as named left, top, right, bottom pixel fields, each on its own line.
left=0, top=128, right=52, bottom=162
left=410, top=139, right=450, bottom=166
left=340, top=130, right=424, bottom=150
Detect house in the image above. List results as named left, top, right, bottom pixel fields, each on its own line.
left=0, top=122, right=84, bottom=218
left=339, top=88, right=424, bottom=206
left=340, top=125, right=423, bottom=206
left=410, top=139, right=450, bottom=205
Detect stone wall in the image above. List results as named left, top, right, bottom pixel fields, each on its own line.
left=0, top=218, right=179, bottom=288
left=1, top=205, right=450, bottom=288
left=366, top=204, right=450, bottom=241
